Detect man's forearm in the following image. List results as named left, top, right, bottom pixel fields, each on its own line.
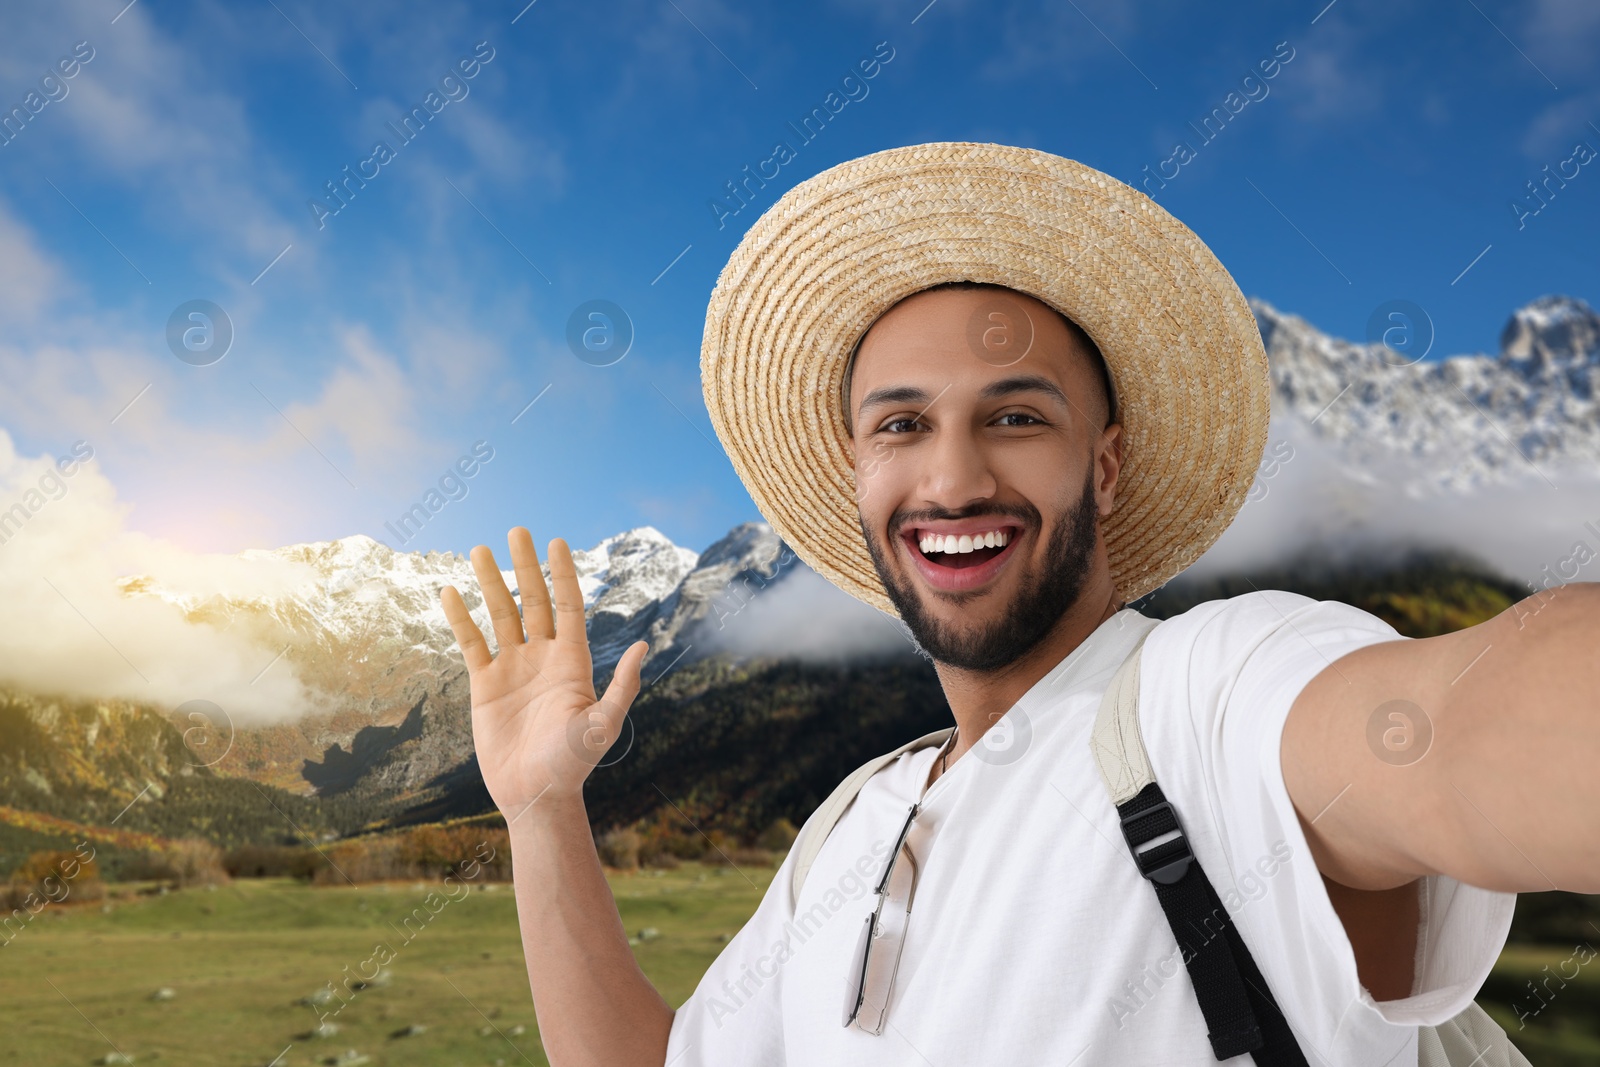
left=1287, top=582, right=1600, bottom=894
left=1426, top=582, right=1600, bottom=893
left=509, top=796, right=674, bottom=1067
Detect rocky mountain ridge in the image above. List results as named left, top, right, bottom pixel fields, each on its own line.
left=1251, top=293, right=1600, bottom=491
left=4, top=292, right=1595, bottom=810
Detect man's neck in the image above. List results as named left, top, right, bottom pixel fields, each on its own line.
left=930, top=577, right=1125, bottom=775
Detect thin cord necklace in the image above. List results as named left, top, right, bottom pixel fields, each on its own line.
left=940, top=726, right=958, bottom=776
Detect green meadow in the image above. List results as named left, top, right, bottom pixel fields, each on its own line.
left=3, top=869, right=1597, bottom=1066
left=0, top=866, right=770, bottom=1067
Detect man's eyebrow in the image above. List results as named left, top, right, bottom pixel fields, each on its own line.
left=978, top=374, right=1071, bottom=407
left=856, top=385, right=931, bottom=414
left=856, top=375, right=1070, bottom=417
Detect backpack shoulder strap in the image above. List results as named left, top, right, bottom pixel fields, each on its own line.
left=790, top=727, right=954, bottom=902
left=1088, top=627, right=1159, bottom=804
left=1091, top=628, right=1310, bottom=1065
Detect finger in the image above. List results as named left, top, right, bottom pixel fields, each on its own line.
left=440, top=585, right=493, bottom=671
left=470, top=543, right=525, bottom=651
left=548, top=538, right=589, bottom=648
left=595, top=640, right=649, bottom=730
left=509, top=527, right=554, bottom=641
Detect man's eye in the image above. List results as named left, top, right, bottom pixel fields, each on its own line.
left=882, top=418, right=921, bottom=433
left=997, top=413, right=1040, bottom=426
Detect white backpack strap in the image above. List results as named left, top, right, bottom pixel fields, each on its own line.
left=789, top=727, right=954, bottom=902
left=1089, top=628, right=1157, bottom=804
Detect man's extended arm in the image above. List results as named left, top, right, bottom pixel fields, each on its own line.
left=1283, top=582, right=1600, bottom=894
left=507, top=794, right=674, bottom=1066
left=440, top=528, right=673, bottom=1067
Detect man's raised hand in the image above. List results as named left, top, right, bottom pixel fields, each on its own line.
left=438, top=527, right=649, bottom=820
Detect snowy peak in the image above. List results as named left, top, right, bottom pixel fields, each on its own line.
left=540, top=524, right=699, bottom=620
left=1498, top=295, right=1600, bottom=386
left=583, top=521, right=799, bottom=673
left=1248, top=295, right=1600, bottom=491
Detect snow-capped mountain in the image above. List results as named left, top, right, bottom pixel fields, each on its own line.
left=104, top=521, right=795, bottom=795
left=1251, top=294, right=1600, bottom=492
left=34, top=292, right=1600, bottom=802
left=117, top=525, right=702, bottom=678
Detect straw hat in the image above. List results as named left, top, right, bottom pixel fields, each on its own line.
left=699, top=141, right=1270, bottom=617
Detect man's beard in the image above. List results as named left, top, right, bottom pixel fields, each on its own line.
left=861, top=466, right=1101, bottom=673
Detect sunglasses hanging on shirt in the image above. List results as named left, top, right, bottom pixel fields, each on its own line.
left=844, top=800, right=921, bottom=1034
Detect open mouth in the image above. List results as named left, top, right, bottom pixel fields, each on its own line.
left=899, top=523, right=1024, bottom=591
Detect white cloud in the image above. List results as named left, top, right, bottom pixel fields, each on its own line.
left=1520, top=91, right=1600, bottom=161
left=1181, top=402, right=1600, bottom=594
left=0, top=429, right=319, bottom=723
left=273, top=325, right=427, bottom=475
left=978, top=1, right=1144, bottom=83
left=0, top=200, right=67, bottom=327
left=698, top=564, right=917, bottom=663
left=1275, top=31, right=1382, bottom=125
left=1526, top=0, right=1600, bottom=80
left=0, top=2, right=297, bottom=270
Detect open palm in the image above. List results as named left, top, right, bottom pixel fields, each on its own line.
left=439, top=528, right=648, bottom=818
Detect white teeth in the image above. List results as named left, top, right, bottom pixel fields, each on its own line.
left=918, top=529, right=1011, bottom=556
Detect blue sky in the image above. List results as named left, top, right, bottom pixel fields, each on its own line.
left=1, top=0, right=1596, bottom=562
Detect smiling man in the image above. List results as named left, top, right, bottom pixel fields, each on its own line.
left=441, top=143, right=1592, bottom=1066
left=847, top=282, right=1119, bottom=683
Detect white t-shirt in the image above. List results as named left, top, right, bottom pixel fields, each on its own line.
left=664, top=593, right=1516, bottom=1066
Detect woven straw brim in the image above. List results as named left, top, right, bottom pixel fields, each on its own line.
left=700, top=142, right=1270, bottom=617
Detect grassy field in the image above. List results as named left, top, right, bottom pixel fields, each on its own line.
left=0, top=866, right=770, bottom=1067
left=3, top=870, right=1596, bottom=1066
left=1478, top=944, right=1600, bottom=1067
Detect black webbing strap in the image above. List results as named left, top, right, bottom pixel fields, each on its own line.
left=1118, top=782, right=1310, bottom=1066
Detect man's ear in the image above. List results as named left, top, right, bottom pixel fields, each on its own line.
left=1095, top=423, right=1124, bottom=514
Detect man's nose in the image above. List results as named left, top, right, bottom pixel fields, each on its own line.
left=918, top=423, right=998, bottom=509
